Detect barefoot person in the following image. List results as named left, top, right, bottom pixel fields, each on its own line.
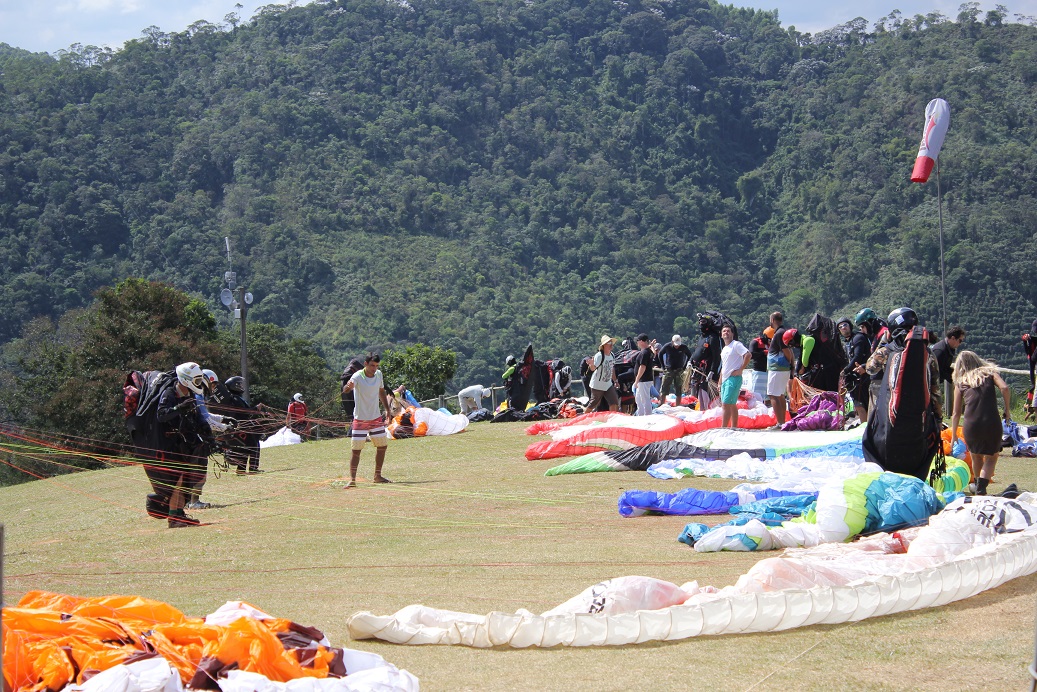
left=341, top=352, right=393, bottom=487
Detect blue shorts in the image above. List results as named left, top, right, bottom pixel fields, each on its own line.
left=720, top=376, right=742, bottom=405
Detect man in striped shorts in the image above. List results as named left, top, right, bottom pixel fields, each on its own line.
left=341, top=352, right=393, bottom=488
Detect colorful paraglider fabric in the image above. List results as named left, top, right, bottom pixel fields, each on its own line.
left=347, top=494, right=1037, bottom=648
left=525, top=413, right=685, bottom=460
left=412, top=406, right=469, bottom=436
left=688, top=471, right=947, bottom=553
left=648, top=450, right=881, bottom=490
left=546, top=439, right=727, bottom=476
left=929, top=455, right=970, bottom=494
left=862, top=327, right=941, bottom=480
left=730, top=493, right=819, bottom=519
left=910, top=97, right=950, bottom=183
left=941, top=425, right=971, bottom=467
left=680, top=425, right=864, bottom=458
left=780, top=391, right=844, bottom=431
left=259, top=426, right=302, bottom=448
left=663, top=403, right=776, bottom=434
left=526, top=410, right=617, bottom=435
left=2, top=593, right=418, bottom=692
left=618, top=486, right=814, bottom=518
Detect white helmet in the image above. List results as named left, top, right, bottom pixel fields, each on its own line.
left=202, top=368, right=219, bottom=384
left=293, top=392, right=304, bottom=403
left=176, top=362, right=208, bottom=395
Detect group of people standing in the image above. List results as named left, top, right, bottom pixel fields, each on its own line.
left=583, top=307, right=1028, bottom=496
left=129, top=362, right=265, bottom=528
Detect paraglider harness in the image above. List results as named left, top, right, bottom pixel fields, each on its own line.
left=862, top=326, right=941, bottom=481
left=799, top=313, right=849, bottom=391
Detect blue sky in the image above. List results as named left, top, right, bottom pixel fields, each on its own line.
left=0, top=0, right=1035, bottom=55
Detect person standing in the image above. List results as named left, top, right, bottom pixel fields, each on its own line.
left=746, top=327, right=773, bottom=404
left=587, top=335, right=620, bottom=412
left=949, top=351, right=1011, bottom=495
left=152, top=362, right=214, bottom=528
left=340, top=358, right=364, bottom=423
left=842, top=320, right=873, bottom=421
left=689, top=314, right=722, bottom=408
left=341, top=353, right=393, bottom=488
left=931, top=325, right=965, bottom=386
left=657, top=334, right=692, bottom=404
left=1025, top=320, right=1037, bottom=416
left=719, top=326, right=751, bottom=428
left=287, top=393, right=309, bottom=439
left=223, top=376, right=266, bottom=475
left=458, top=384, right=492, bottom=414
left=633, top=333, right=657, bottom=416
left=766, top=312, right=793, bottom=425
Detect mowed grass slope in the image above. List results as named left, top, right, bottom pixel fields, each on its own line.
left=3, top=421, right=1037, bottom=691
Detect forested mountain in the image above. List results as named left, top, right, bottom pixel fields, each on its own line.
left=0, top=0, right=1034, bottom=388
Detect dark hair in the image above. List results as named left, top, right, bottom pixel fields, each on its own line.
left=946, top=326, right=966, bottom=340
left=365, top=352, right=381, bottom=364
left=636, top=333, right=650, bottom=342
left=770, top=311, right=783, bottom=325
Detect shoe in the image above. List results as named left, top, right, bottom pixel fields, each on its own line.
left=146, top=493, right=169, bottom=519
left=185, top=500, right=211, bottom=510
left=966, top=483, right=977, bottom=495
left=167, top=509, right=200, bottom=528
left=247, top=468, right=264, bottom=475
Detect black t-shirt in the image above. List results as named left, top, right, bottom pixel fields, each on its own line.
left=930, top=339, right=955, bottom=383
left=768, top=327, right=786, bottom=355
left=658, top=342, right=692, bottom=371
left=634, top=347, right=655, bottom=383
left=749, top=337, right=769, bottom=372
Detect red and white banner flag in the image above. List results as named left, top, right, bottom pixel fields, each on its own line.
left=910, top=98, right=950, bottom=183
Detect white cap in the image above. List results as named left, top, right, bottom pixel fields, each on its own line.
left=672, top=334, right=682, bottom=345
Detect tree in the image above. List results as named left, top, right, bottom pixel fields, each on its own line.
left=380, top=344, right=457, bottom=401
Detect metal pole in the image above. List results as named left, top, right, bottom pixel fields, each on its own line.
left=239, top=287, right=249, bottom=400
left=936, top=160, right=948, bottom=336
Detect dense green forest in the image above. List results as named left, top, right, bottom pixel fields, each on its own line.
left=0, top=0, right=1035, bottom=392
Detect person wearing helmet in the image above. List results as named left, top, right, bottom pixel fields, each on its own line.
left=341, top=352, right=394, bottom=487
left=221, top=376, right=268, bottom=474
left=863, top=308, right=943, bottom=479
left=182, top=368, right=237, bottom=511
left=551, top=365, right=573, bottom=399
left=689, top=314, right=722, bottom=409
left=287, top=393, right=309, bottom=439
left=150, top=362, right=217, bottom=528
left=458, top=384, right=493, bottom=414
left=502, top=355, right=518, bottom=382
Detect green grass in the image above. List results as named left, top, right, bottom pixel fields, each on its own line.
left=3, top=421, right=1037, bottom=691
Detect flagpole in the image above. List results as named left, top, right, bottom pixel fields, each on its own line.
left=936, top=159, right=948, bottom=336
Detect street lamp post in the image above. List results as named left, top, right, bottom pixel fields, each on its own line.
left=221, top=238, right=254, bottom=399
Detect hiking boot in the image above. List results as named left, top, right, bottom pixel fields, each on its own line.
left=146, top=493, right=169, bottom=520
left=167, top=509, right=200, bottom=528
left=185, top=500, right=211, bottom=510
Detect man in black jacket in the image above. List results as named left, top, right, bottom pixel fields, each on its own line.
left=657, top=334, right=692, bottom=403
left=841, top=320, right=873, bottom=420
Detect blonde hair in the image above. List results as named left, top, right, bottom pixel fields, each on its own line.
left=952, top=350, right=1000, bottom=389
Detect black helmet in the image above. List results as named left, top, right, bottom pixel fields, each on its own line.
left=505, top=355, right=517, bottom=366
left=854, top=308, right=877, bottom=327
left=225, top=376, right=245, bottom=394
left=887, top=307, right=918, bottom=331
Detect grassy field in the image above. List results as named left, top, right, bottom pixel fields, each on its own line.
left=3, top=421, right=1037, bottom=691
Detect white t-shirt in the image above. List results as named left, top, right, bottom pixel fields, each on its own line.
left=349, top=369, right=385, bottom=420
left=720, top=340, right=750, bottom=379
left=589, top=351, right=615, bottom=391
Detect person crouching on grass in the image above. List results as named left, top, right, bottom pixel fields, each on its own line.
left=719, top=325, right=750, bottom=429
left=341, top=352, right=394, bottom=488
